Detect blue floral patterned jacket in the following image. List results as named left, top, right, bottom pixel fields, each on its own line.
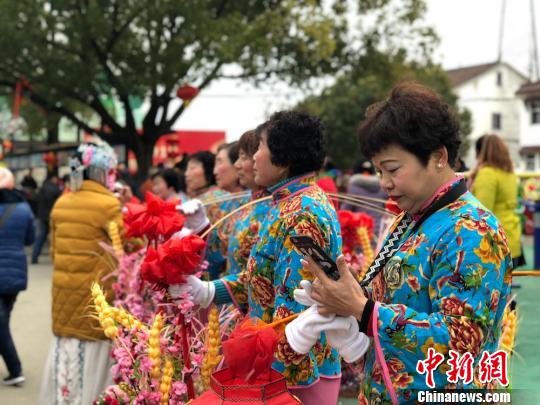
left=214, top=174, right=343, bottom=387
left=359, top=180, right=512, bottom=404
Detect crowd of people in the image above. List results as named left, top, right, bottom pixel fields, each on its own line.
left=0, top=82, right=525, bottom=404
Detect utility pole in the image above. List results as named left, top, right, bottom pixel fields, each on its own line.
left=497, top=0, right=507, bottom=62
left=531, top=0, right=540, bottom=81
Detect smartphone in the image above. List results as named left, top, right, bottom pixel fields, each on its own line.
left=289, top=235, right=340, bottom=281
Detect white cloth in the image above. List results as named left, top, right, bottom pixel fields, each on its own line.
left=290, top=280, right=371, bottom=362
left=39, top=336, right=113, bottom=405
left=169, top=275, right=215, bottom=309
left=177, top=199, right=210, bottom=234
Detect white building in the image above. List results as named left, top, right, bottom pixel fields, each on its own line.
left=516, top=81, right=540, bottom=171
left=446, top=61, right=529, bottom=167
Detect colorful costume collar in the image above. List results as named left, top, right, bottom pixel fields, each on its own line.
left=251, top=187, right=269, bottom=200
left=268, top=172, right=316, bottom=202
left=412, top=175, right=465, bottom=221
left=190, top=184, right=219, bottom=198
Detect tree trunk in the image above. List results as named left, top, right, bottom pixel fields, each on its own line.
left=46, top=121, right=59, bottom=144
left=46, top=115, right=61, bottom=145
left=132, top=134, right=158, bottom=183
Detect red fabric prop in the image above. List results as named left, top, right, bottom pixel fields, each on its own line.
left=221, top=318, right=279, bottom=383
left=141, top=234, right=206, bottom=285
left=124, top=192, right=185, bottom=241
left=191, top=368, right=300, bottom=404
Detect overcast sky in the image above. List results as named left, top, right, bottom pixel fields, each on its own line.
left=173, top=0, right=540, bottom=140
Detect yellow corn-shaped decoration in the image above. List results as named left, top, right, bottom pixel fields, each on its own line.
left=111, top=307, right=147, bottom=332
left=108, top=221, right=124, bottom=257
left=159, top=358, right=174, bottom=404
left=500, top=306, right=517, bottom=354
left=200, top=305, right=222, bottom=389
left=91, top=283, right=118, bottom=339
left=357, top=226, right=374, bottom=281
left=149, top=313, right=164, bottom=380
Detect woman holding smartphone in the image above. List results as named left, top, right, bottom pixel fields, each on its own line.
left=171, top=111, right=343, bottom=403
left=291, top=83, right=512, bottom=404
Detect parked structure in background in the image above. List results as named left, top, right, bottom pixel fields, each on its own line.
left=446, top=61, right=528, bottom=168
left=516, top=81, right=540, bottom=172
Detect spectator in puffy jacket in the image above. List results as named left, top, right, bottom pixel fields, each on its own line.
left=0, top=168, right=35, bottom=386
left=39, top=138, right=126, bottom=405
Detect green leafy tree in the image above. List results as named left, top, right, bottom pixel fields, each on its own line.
left=0, top=0, right=432, bottom=179
left=297, top=48, right=472, bottom=170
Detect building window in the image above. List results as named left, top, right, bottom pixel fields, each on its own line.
left=492, top=113, right=502, bottom=130
left=531, top=100, right=540, bottom=124
left=496, top=71, right=502, bottom=86
left=525, top=154, right=535, bottom=171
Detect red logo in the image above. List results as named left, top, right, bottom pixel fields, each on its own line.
left=416, top=347, right=445, bottom=388
left=446, top=350, right=474, bottom=384
left=478, top=350, right=509, bottom=386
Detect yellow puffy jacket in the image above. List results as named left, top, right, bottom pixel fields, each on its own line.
left=471, top=166, right=522, bottom=259
left=50, top=180, right=122, bottom=340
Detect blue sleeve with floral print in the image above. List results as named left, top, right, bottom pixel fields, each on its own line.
left=205, top=196, right=249, bottom=279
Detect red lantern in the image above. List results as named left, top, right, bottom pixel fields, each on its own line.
left=176, top=85, right=199, bottom=103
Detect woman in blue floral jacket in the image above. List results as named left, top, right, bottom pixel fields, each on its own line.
left=175, top=111, right=343, bottom=403
left=296, top=83, right=512, bottom=404
left=224, top=129, right=270, bottom=279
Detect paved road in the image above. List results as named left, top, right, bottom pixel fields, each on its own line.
left=1, top=255, right=53, bottom=405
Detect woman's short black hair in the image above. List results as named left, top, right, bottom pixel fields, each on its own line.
left=187, top=151, right=216, bottom=185
left=264, top=110, right=327, bottom=177
left=357, top=82, right=461, bottom=166
left=217, top=141, right=240, bottom=165
left=151, top=169, right=182, bottom=192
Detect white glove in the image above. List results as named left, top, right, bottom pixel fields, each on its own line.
left=172, top=227, right=193, bottom=240
left=177, top=199, right=210, bottom=234
left=291, top=279, right=370, bottom=362
left=293, top=280, right=319, bottom=307
left=326, top=316, right=370, bottom=363
left=168, top=275, right=215, bottom=309
left=286, top=306, right=351, bottom=354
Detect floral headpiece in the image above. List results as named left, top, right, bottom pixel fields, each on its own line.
left=69, top=137, right=117, bottom=191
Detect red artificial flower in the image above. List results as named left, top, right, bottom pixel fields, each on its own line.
left=222, top=317, right=279, bottom=383
left=141, top=234, right=206, bottom=286
left=124, top=192, right=185, bottom=241
left=338, top=210, right=375, bottom=253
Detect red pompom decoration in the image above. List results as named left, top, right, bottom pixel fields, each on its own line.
left=141, top=234, right=206, bottom=285
left=124, top=192, right=185, bottom=241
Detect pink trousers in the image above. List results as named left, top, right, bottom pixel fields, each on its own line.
left=289, top=376, right=341, bottom=404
